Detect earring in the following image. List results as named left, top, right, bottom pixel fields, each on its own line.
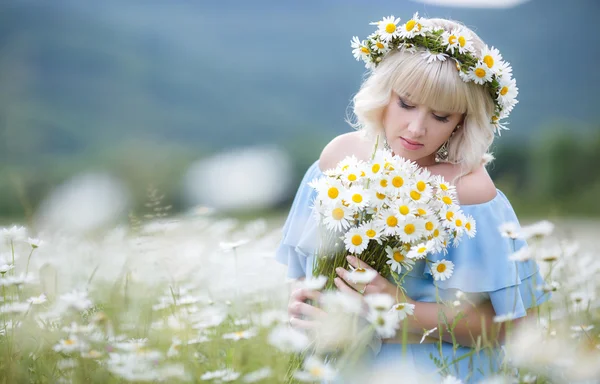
left=382, top=135, right=392, bottom=151
left=435, top=125, right=459, bottom=163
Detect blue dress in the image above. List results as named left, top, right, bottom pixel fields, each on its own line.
left=275, top=160, right=550, bottom=383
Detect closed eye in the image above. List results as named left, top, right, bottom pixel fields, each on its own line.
left=433, top=114, right=450, bottom=123
left=398, top=98, right=414, bottom=109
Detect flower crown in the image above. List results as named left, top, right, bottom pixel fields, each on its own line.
left=351, top=13, right=518, bottom=135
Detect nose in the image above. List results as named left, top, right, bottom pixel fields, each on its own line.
left=407, top=111, right=427, bottom=137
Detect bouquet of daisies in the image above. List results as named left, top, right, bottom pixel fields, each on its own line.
left=308, top=148, right=477, bottom=291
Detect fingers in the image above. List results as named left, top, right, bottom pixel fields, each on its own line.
left=335, top=267, right=363, bottom=293
left=334, top=277, right=362, bottom=298
left=288, top=317, right=319, bottom=330
left=290, top=287, right=322, bottom=303
left=345, top=255, right=375, bottom=271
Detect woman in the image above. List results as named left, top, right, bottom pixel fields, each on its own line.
left=276, top=14, right=549, bottom=383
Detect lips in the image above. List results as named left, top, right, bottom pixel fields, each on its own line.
left=401, top=137, right=422, bottom=146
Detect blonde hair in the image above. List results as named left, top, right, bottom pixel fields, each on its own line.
left=347, top=18, right=496, bottom=177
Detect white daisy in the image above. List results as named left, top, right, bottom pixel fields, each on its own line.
left=0, top=264, right=14, bottom=274
left=441, top=29, right=460, bottom=54
left=438, top=192, right=457, bottom=207
left=359, top=221, right=382, bottom=243
left=387, top=169, right=410, bottom=195
left=498, top=221, right=521, bottom=239
left=303, top=275, right=328, bottom=291
left=373, top=173, right=392, bottom=195
left=344, top=228, right=369, bottom=255
left=440, top=206, right=459, bottom=227
left=491, top=115, right=510, bottom=135
left=364, top=293, right=394, bottom=312
left=407, top=185, right=433, bottom=204
left=268, top=325, right=310, bottom=353
left=422, top=50, right=449, bottom=63
left=27, top=294, right=47, bottom=305
left=497, top=60, right=513, bottom=77
left=367, top=188, right=388, bottom=209
left=391, top=302, right=415, bottom=321
left=393, top=198, right=417, bottom=219
left=463, top=215, right=477, bottom=238
left=455, top=29, right=475, bottom=54
left=508, top=247, right=533, bottom=262
left=322, top=202, right=352, bottom=232
left=366, top=310, right=400, bottom=338
left=469, top=61, right=493, bottom=85
left=343, top=185, right=370, bottom=210
left=377, top=15, right=401, bottom=42
left=399, top=12, right=427, bottom=39
left=371, top=38, right=390, bottom=54
left=351, top=36, right=371, bottom=61
left=497, top=74, right=519, bottom=108
left=520, top=220, right=554, bottom=240
left=480, top=45, right=503, bottom=74
left=432, top=175, right=456, bottom=196
left=448, top=212, right=467, bottom=234
left=385, top=245, right=414, bottom=273
left=398, top=217, right=425, bottom=243
left=423, top=218, right=439, bottom=237
left=377, top=209, right=401, bottom=236
left=407, top=240, right=434, bottom=260
left=311, top=177, right=344, bottom=205
left=347, top=266, right=377, bottom=285
left=340, top=164, right=364, bottom=185
left=430, top=259, right=454, bottom=281
left=222, top=329, right=257, bottom=341
left=294, top=355, right=337, bottom=382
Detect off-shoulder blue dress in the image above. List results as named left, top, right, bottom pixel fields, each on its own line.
left=275, top=160, right=550, bottom=383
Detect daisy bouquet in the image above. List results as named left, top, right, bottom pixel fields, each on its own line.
left=308, top=148, right=477, bottom=291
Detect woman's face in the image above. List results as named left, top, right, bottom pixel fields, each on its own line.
left=382, top=92, right=463, bottom=167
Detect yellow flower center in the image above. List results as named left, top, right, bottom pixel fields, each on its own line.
left=442, top=196, right=452, bottom=205
left=348, top=174, right=357, bottom=182
left=352, top=194, right=363, bottom=203
left=376, top=42, right=384, bottom=50
left=235, top=331, right=245, bottom=338
left=376, top=192, right=386, bottom=200
left=446, top=211, right=454, bottom=221
left=366, top=229, right=376, bottom=238
left=360, top=171, right=366, bottom=177
left=425, top=221, right=434, bottom=231
left=372, top=164, right=381, bottom=173
left=327, top=187, right=339, bottom=199
left=410, top=190, right=421, bottom=200
left=392, top=176, right=404, bottom=188
left=351, top=235, right=363, bottom=246
left=455, top=219, right=463, bottom=227
left=399, top=205, right=409, bottom=215
left=384, top=162, right=395, bottom=171
left=309, top=367, right=324, bottom=377
left=404, top=224, right=415, bottom=235
left=440, top=184, right=448, bottom=191
left=342, top=165, right=349, bottom=171
left=416, top=181, right=426, bottom=192
left=332, top=208, right=344, bottom=220
left=433, top=229, right=440, bottom=237
left=360, top=46, right=370, bottom=54
left=417, top=208, right=426, bottom=216
left=483, top=55, right=494, bottom=68
left=418, top=247, right=427, bottom=253
left=492, top=116, right=499, bottom=123
left=395, top=304, right=405, bottom=310
left=465, top=222, right=471, bottom=231
left=385, top=23, right=396, bottom=34
left=380, top=179, right=388, bottom=188
left=393, top=252, right=404, bottom=262
left=405, top=20, right=416, bottom=31
left=448, top=35, right=457, bottom=45
left=65, top=339, right=76, bottom=345
left=475, top=68, right=486, bottom=78
left=386, top=216, right=398, bottom=227
left=436, top=263, right=447, bottom=273
left=500, top=86, right=509, bottom=96
left=458, top=36, right=466, bottom=47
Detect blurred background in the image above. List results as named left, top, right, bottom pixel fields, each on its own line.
left=0, top=0, right=599, bottom=230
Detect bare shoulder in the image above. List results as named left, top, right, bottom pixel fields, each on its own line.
left=454, top=165, right=497, bottom=205
left=318, top=131, right=373, bottom=172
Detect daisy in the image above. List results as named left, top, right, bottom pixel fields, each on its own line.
left=497, top=74, right=519, bottom=108
left=367, top=188, right=388, bottom=208
left=422, top=50, right=449, bottom=63
left=373, top=173, right=392, bottom=195
left=448, top=212, right=467, bottom=234
left=398, top=217, right=425, bottom=243
left=399, top=12, right=427, bottom=39
left=268, top=325, right=310, bottom=353
left=440, top=206, right=459, bottom=227
left=294, top=355, right=337, bottom=382
left=364, top=293, right=395, bottom=312
left=407, top=185, right=433, bottom=204
left=343, top=185, right=370, bottom=210
left=480, top=45, right=503, bottom=74
left=222, top=329, right=257, bottom=341
left=438, top=192, right=457, bottom=207
left=385, top=245, right=414, bottom=273
left=469, top=61, right=493, bottom=85
left=359, top=221, right=382, bottom=243
left=27, top=294, right=47, bottom=305
left=491, top=115, right=510, bottom=135
left=498, top=221, right=520, bottom=239
left=430, top=259, right=454, bottom=281
left=340, top=164, right=364, bottom=185
left=366, top=310, right=400, bottom=338
left=455, top=29, right=475, bottom=54
left=391, top=302, right=415, bottom=321
left=407, top=240, right=434, bottom=260
left=347, top=265, right=377, bottom=285
left=322, top=202, right=352, bottom=232
left=508, top=247, right=533, bottom=262
left=387, top=169, right=410, bottom=195
left=344, top=227, right=369, bottom=255
left=464, top=215, right=477, bottom=238
left=432, top=175, right=456, bottom=196
left=350, top=36, right=371, bottom=62
left=371, top=38, right=390, bottom=54
left=303, top=275, right=328, bottom=291
left=520, top=220, right=554, bottom=240
left=393, top=198, right=417, bottom=219
left=377, top=15, right=401, bottom=42
left=441, top=29, right=460, bottom=54
left=311, top=177, right=344, bottom=205
left=377, top=209, right=401, bottom=236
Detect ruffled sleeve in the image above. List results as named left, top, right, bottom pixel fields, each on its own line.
left=424, top=189, right=551, bottom=319
left=275, top=160, right=322, bottom=279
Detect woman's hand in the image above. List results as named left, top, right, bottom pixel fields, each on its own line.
left=334, top=255, right=404, bottom=302
left=287, top=285, right=326, bottom=329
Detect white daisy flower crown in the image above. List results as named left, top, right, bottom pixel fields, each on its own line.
left=351, top=13, right=519, bottom=135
